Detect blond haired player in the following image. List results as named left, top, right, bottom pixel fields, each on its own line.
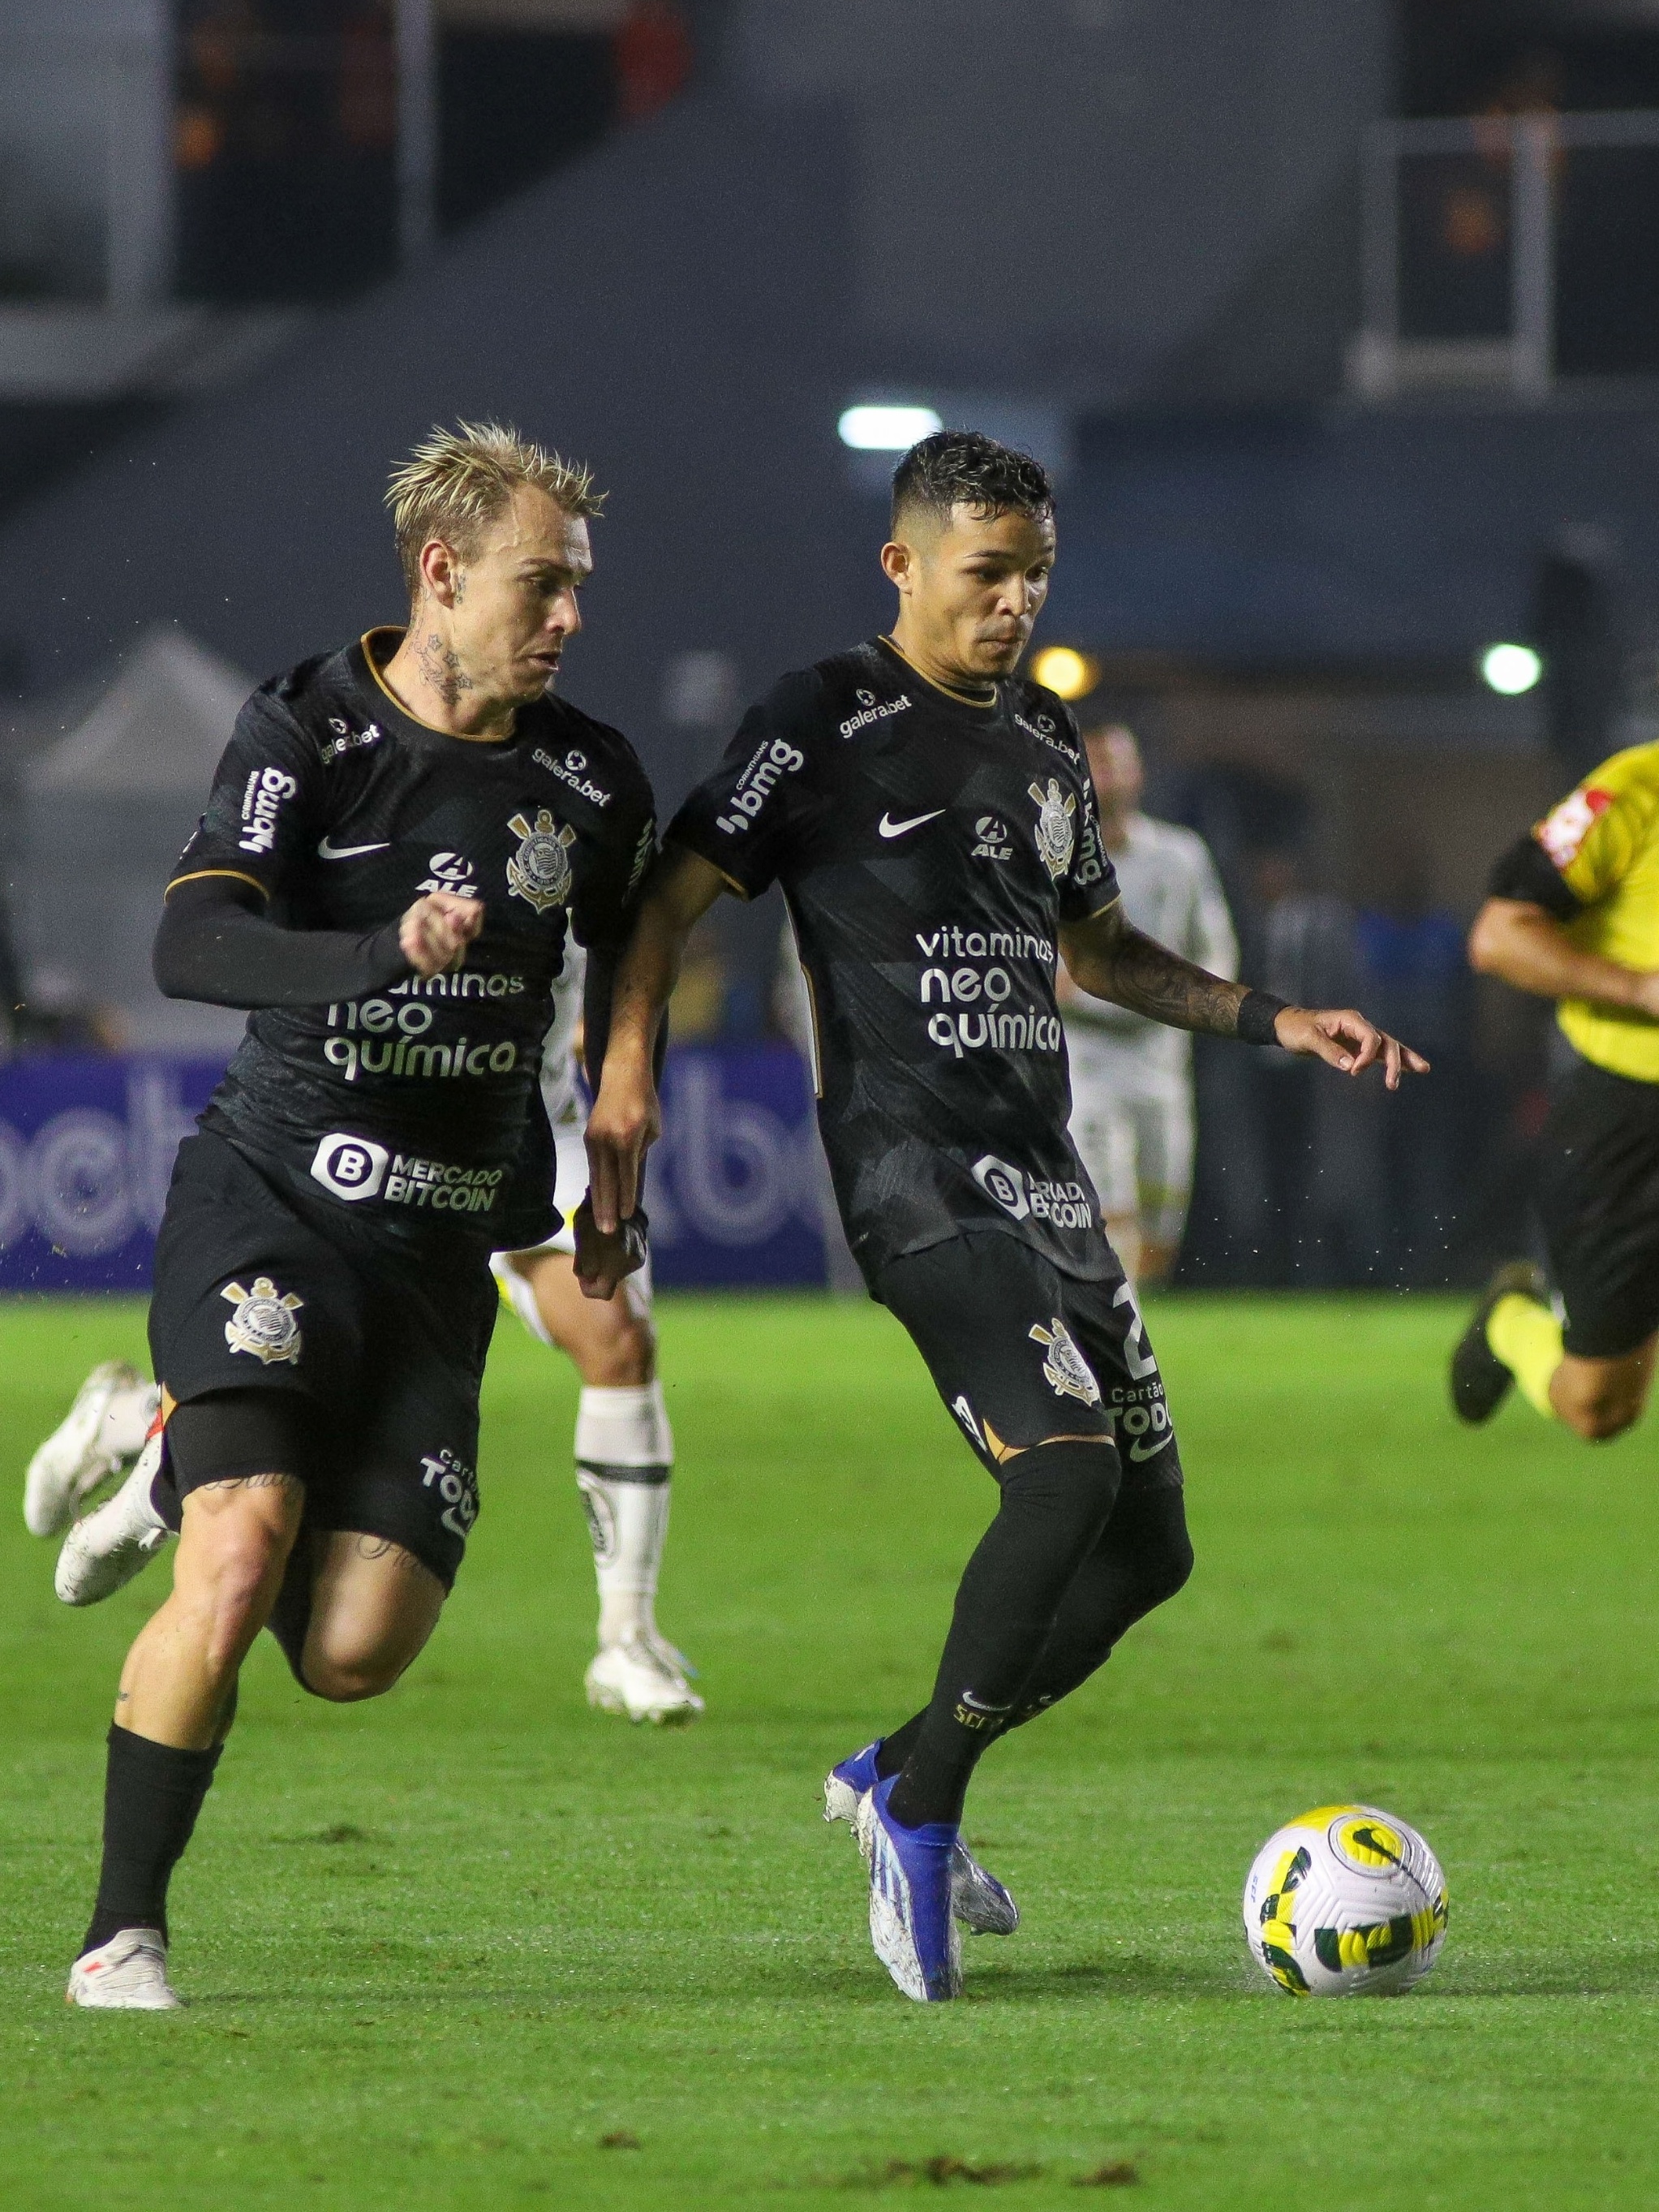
left=35, top=421, right=660, bottom=2010
left=1453, top=742, right=1659, bottom=1439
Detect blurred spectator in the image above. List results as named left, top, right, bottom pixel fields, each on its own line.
left=1353, top=841, right=1469, bottom=1285
left=1060, top=723, right=1237, bottom=1286
left=1249, top=846, right=1385, bottom=1285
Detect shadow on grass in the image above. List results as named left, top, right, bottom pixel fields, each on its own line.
left=967, top=1954, right=1241, bottom=2002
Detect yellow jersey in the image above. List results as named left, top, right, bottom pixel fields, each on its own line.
left=1531, top=742, right=1659, bottom=1082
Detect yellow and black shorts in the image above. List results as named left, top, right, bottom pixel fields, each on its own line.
left=1536, top=1055, right=1659, bottom=1358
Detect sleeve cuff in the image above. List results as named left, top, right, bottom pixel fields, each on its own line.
left=1236, top=990, right=1287, bottom=1047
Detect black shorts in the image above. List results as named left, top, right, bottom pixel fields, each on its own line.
left=147, top=1133, right=498, bottom=1588
left=1536, top=1056, right=1659, bottom=1359
left=875, top=1229, right=1184, bottom=1491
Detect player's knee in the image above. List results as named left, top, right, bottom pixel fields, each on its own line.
left=183, top=1521, right=293, bottom=1665
left=1006, top=1436, right=1120, bottom=1537
left=1141, top=1519, right=1194, bottom=1607
left=582, top=1315, right=655, bottom=1388
left=1561, top=1392, right=1643, bottom=1443
left=301, top=1648, right=405, bottom=1702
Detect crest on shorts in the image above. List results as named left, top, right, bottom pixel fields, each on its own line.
left=505, top=808, right=577, bottom=914
left=1028, top=778, right=1077, bottom=880
left=221, top=1276, right=303, bottom=1366
left=1029, top=1316, right=1100, bottom=1406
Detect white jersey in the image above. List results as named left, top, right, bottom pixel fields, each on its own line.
left=1063, top=811, right=1236, bottom=1075
left=538, top=942, right=587, bottom=1128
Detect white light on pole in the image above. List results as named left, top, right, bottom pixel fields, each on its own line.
left=837, top=405, right=943, bottom=452
left=1481, top=643, right=1544, bottom=695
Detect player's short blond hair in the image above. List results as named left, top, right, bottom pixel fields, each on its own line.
left=385, top=420, right=603, bottom=600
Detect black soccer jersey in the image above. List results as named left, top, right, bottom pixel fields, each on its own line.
left=173, top=628, right=655, bottom=1248
left=668, top=638, right=1120, bottom=1282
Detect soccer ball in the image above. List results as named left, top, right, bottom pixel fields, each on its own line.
left=1242, top=1803, right=1448, bottom=1997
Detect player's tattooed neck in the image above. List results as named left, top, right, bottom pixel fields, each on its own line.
left=419, top=630, right=475, bottom=705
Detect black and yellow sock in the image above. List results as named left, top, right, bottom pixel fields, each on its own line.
left=1487, top=1293, right=1563, bottom=1419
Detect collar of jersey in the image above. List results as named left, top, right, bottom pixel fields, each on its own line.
left=356, top=627, right=517, bottom=746
left=875, top=634, right=999, bottom=713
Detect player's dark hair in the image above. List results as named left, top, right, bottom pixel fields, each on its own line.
left=890, top=430, right=1055, bottom=533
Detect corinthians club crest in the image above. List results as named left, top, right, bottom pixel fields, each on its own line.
left=1029, top=1316, right=1101, bottom=1406
left=1028, top=777, right=1077, bottom=880
left=221, top=1277, right=303, bottom=1366
left=505, top=808, right=576, bottom=914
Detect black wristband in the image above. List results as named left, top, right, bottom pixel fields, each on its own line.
left=1236, top=990, right=1288, bottom=1048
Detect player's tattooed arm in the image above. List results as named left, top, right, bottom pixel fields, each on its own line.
left=1059, top=905, right=1431, bottom=1089
left=585, top=847, right=728, bottom=1238
left=1060, top=902, right=1250, bottom=1035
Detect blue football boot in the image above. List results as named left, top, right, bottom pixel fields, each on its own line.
left=857, top=1773, right=961, bottom=2002
left=823, top=1739, right=1020, bottom=1936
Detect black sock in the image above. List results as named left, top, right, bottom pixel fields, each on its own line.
left=886, top=1441, right=1119, bottom=1831
left=875, top=1714, right=925, bottom=1782
left=80, top=1724, right=221, bottom=1956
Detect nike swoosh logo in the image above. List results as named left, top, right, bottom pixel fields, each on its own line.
left=317, top=837, right=390, bottom=861
left=1128, top=1433, right=1173, bottom=1462
left=878, top=809, right=945, bottom=840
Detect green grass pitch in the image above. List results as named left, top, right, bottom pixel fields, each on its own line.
left=1, top=1289, right=1657, bottom=2209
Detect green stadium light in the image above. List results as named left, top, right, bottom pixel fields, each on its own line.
left=838, top=405, right=943, bottom=451
left=1481, top=642, right=1544, bottom=695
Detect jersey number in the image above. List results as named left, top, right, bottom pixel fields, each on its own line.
left=1113, top=1280, right=1160, bottom=1380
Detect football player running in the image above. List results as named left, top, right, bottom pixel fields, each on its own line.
left=585, top=429, right=1427, bottom=2004
left=28, top=945, right=702, bottom=1731
left=1452, top=742, right=1659, bottom=1440
left=26, top=952, right=702, bottom=1730
left=47, top=421, right=659, bottom=2010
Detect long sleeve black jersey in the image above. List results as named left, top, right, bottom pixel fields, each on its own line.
left=668, top=637, right=1120, bottom=1287
left=168, top=628, right=655, bottom=1252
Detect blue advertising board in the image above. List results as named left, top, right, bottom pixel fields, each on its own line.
left=0, top=1045, right=830, bottom=1294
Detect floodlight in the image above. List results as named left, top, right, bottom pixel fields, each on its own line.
left=1481, top=643, right=1543, bottom=695
left=837, top=405, right=943, bottom=452
left=1029, top=646, right=1100, bottom=701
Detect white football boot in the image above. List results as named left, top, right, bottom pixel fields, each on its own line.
left=585, top=1629, right=705, bottom=1725
left=67, top=1928, right=183, bottom=2011
left=55, top=1433, right=174, bottom=1607
left=824, top=1741, right=1021, bottom=1936
left=25, top=1362, right=158, bottom=1538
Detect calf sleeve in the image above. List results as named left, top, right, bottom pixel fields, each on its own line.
left=81, top=1725, right=222, bottom=1956
left=1006, top=1483, right=1193, bottom=1724
left=877, top=1481, right=1193, bottom=1787
left=886, top=1440, right=1120, bottom=1831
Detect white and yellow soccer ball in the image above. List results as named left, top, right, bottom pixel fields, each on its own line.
left=1242, top=1804, right=1448, bottom=1997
